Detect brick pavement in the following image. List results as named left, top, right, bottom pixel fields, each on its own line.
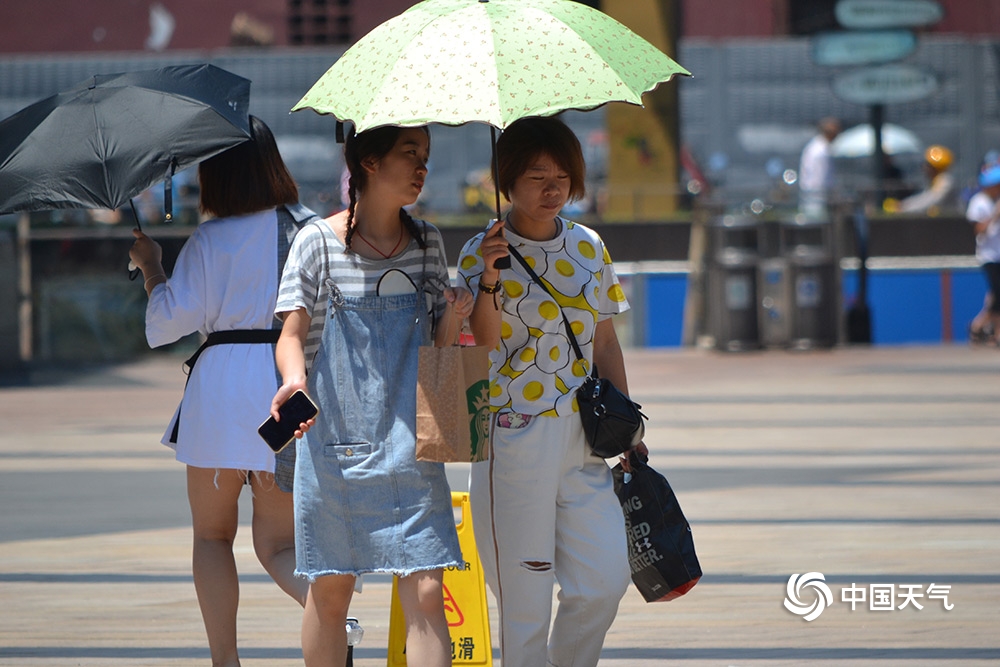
left=1, top=345, right=998, bottom=666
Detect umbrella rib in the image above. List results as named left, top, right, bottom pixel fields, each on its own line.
left=84, top=86, right=117, bottom=210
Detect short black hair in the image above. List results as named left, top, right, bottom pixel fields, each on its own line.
left=495, top=116, right=586, bottom=203
left=198, top=115, right=298, bottom=218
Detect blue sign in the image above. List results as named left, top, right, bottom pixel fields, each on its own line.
left=835, top=0, right=944, bottom=30
left=833, top=64, right=938, bottom=105
left=812, top=30, right=917, bottom=67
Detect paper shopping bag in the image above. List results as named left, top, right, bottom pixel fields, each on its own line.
left=612, top=452, right=702, bottom=602
left=416, top=344, right=491, bottom=463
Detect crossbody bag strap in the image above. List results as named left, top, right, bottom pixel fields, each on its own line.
left=314, top=220, right=331, bottom=285
left=276, top=205, right=315, bottom=328
left=311, top=220, right=345, bottom=307
left=506, top=244, right=588, bottom=368
left=419, top=219, right=440, bottom=338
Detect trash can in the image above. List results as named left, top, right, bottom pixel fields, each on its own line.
left=757, top=255, right=791, bottom=348
left=782, top=218, right=839, bottom=349
left=707, top=215, right=759, bottom=351
left=755, top=220, right=788, bottom=348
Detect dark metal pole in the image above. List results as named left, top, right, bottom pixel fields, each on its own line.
left=128, top=199, right=142, bottom=280
left=491, top=125, right=511, bottom=269
left=870, top=103, right=886, bottom=208
left=17, top=212, right=32, bottom=362
left=847, top=205, right=872, bottom=344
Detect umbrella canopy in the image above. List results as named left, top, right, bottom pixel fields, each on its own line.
left=291, top=0, right=690, bottom=132
left=831, top=123, right=923, bottom=158
left=0, top=63, right=251, bottom=215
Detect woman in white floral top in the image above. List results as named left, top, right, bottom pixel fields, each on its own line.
left=457, top=116, right=647, bottom=667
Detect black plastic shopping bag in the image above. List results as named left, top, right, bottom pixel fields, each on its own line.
left=612, top=452, right=701, bottom=602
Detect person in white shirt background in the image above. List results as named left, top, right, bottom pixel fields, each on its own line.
left=966, top=164, right=1000, bottom=344
left=889, top=145, right=958, bottom=215
left=798, top=117, right=842, bottom=219
left=129, top=116, right=312, bottom=667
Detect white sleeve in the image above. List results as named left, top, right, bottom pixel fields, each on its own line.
left=276, top=225, right=322, bottom=317
left=144, top=230, right=209, bottom=348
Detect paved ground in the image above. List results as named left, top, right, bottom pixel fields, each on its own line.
left=1, top=344, right=998, bottom=666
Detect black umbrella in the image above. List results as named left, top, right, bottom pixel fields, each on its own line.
left=0, top=63, right=251, bottom=219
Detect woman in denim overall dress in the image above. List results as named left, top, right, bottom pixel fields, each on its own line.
left=271, top=125, right=472, bottom=667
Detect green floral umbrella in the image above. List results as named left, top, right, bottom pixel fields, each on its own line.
left=292, top=0, right=690, bottom=132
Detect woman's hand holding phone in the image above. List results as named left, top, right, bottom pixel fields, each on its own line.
left=270, top=380, right=303, bottom=419
left=270, top=380, right=315, bottom=437
left=260, top=386, right=318, bottom=453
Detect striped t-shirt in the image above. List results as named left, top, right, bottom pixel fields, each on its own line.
left=275, top=218, right=452, bottom=367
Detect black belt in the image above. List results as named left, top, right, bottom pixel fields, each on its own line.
left=183, top=329, right=282, bottom=372
left=170, top=329, right=282, bottom=444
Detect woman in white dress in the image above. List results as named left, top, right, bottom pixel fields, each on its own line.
left=129, top=116, right=312, bottom=667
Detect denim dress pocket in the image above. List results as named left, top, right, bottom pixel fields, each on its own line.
left=325, top=442, right=372, bottom=466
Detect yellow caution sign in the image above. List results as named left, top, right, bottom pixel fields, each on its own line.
left=387, top=492, right=493, bottom=666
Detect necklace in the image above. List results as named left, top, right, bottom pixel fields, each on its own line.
left=355, top=227, right=404, bottom=259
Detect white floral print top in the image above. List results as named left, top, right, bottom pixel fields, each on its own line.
left=457, top=218, right=629, bottom=417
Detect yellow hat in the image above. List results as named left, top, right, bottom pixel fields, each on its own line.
left=925, top=145, right=953, bottom=170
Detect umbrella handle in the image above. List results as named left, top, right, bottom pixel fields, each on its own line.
left=491, top=126, right=511, bottom=270
left=128, top=199, right=142, bottom=280
left=164, top=158, right=176, bottom=222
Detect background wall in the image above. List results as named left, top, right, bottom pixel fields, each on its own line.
left=1, top=0, right=994, bottom=54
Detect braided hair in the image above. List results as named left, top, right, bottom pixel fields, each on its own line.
left=342, top=125, right=429, bottom=251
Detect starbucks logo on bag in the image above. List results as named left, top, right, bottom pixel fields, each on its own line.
left=467, top=381, right=490, bottom=460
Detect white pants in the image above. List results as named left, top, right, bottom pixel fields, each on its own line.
left=470, top=412, right=630, bottom=667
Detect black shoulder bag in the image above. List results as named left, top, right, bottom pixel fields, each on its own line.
left=506, top=244, right=646, bottom=458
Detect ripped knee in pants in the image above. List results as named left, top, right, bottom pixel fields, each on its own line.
left=520, top=560, right=551, bottom=572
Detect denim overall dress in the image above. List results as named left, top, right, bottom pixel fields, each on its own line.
left=293, top=245, right=462, bottom=579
